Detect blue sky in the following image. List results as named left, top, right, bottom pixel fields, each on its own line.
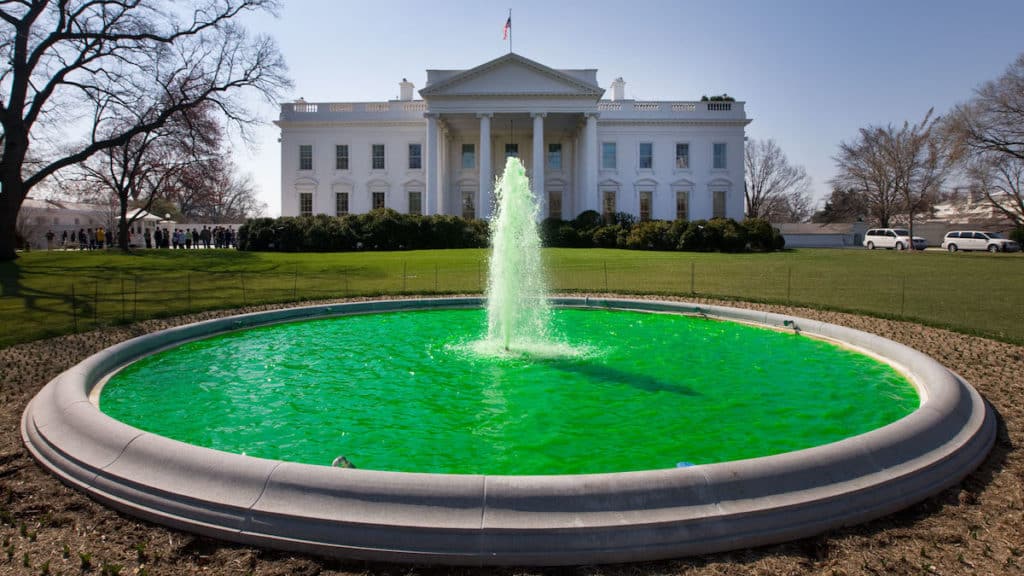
left=237, top=0, right=1024, bottom=216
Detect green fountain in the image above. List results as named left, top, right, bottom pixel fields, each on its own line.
left=22, top=154, right=995, bottom=565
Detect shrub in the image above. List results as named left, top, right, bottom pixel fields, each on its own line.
left=591, top=225, right=622, bottom=248
left=540, top=217, right=566, bottom=246
left=744, top=217, right=775, bottom=251
left=573, top=210, right=603, bottom=232
left=625, top=220, right=672, bottom=250
left=679, top=220, right=708, bottom=251
left=704, top=218, right=747, bottom=252
left=1011, top=226, right=1024, bottom=245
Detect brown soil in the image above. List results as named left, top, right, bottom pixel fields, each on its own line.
left=1, top=296, right=1022, bottom=576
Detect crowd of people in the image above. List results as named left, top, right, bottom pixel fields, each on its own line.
left=150, top=226, right=236, bottom=249
left=44, top=225, right=237, bottom=250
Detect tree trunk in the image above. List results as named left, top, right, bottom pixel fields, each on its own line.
left=119, top=193, right=131, bottom=252
left=0, top=174, right=27, bottom=261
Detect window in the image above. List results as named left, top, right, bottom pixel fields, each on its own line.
left=408, top=143, right=422, bottom=170
left=676, top=191, right=690, bottom=221
left=639, top=142, right=653, bottom=169
left=372, top=144, right=385, bottom=170
left=713, top=143, right=727, bottom=170
left=372, top=191, right=385, bottom=210
left=548, top=191, right=562, bottom=220
left=299, top=145, right=313, bottom=170
left=335, top=192, right=349, bottom=216
left=462, top=144, right=475, bottom=169
left=639, top=191, right=652, bottom=221
left=601, top=142, right=617, bottom=169
left=504, top=143, right=519, bottom=158
left=408, top=191, right=422, bottom=215
left=602, top=190, right=616, bottom=220
left=299, top=192, right=313, bottom=216
left=335, top=145, right=349, bottom=170
left=462, top=191, right=476, bottom=220
left=713, top=190, right=726, bottom=218
left=548, top=143, right=562, bottom=170
left=675, top=143, right=690, bottom=169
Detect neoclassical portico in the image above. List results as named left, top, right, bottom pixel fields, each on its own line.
left=277, top=53, right=750, bottom=222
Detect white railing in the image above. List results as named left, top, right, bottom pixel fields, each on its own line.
left=329, top=103, right=353, bottom=112
left=293, top=103, right=318, bottom=113
left=597, top=102, right=622, bottom=111
left=364, top=103, right=390, bottom=112
left=671, top=103, right=697, bottom=112
left=707, top=102, right=732, bottom=111
left=402, top=102, right=426, bottom=111
left=634, top=102, right=661, bottom=111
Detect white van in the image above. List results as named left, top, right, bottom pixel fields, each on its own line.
left=941, top=231, right=1020, bottom=253
left=863, top=228, right=928, bottom=250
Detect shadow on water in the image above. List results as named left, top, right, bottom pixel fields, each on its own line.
left=539, top=358, right=700, bottom=397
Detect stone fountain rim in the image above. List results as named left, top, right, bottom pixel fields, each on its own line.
left=21, top=297, right=995, bottom=566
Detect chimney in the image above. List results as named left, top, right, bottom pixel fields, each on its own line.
left=399, top=78, right=414, bottom=102
left=610, top=77, right=625, bottom=101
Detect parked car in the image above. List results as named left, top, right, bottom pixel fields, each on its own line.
left=941, top=231, right=1021, bottom=253
left=863, top=228, right=928, bottom=250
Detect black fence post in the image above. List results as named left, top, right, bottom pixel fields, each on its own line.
left=900, top=274, right=907, bottom=317
left=71, top=284, right=78, bottom=333
left=240, top=272, right=247, bottom=306
left=787, top=266, right=792, bottom=304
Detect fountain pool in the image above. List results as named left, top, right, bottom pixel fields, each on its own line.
left=22, top=297, right=994, bottom=565
left=21, top=158, right=994, bottom=564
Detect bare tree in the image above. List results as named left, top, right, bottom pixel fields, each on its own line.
left=0, top=0, right=290, bottom=260
left=832, top=128, right=901, bottom=227
left=76, top=104, right=220, bottom=250
left=964, top=154, right=1024, bottom=225
left=880, top=110, right=948, bottom=245
left=812, top=187, right=868, bottom=223
left=946, top=53, right=1024, bottom=225
left=744, top=139, right=813, bottom=222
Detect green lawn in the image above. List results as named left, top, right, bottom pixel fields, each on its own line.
left=1, top=247, right=1022, bottom=348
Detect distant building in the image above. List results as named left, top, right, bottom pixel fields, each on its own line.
left=276, top=53, right=750, bottom=222
left=773, top=222, right=868, bottom=248
left=17, top=197, right=165, bottom=249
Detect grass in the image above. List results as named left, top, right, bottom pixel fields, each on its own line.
left=1, top=247, right=1022, bottom=348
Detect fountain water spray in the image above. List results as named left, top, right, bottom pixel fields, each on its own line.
left=484, top=156, right=552, bottom=353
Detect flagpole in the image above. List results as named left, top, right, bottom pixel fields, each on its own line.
left=508, top=9, right=512, bottom=54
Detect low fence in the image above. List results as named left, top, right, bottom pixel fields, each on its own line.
left=3, top=256, right=1020, bottom=348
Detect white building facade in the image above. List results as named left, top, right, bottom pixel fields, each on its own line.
left=277, top=53, right=750, bottom=223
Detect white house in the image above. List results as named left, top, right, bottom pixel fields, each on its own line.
left=276, top=53, right=750, bottom=222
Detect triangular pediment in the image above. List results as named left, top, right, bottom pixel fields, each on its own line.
left=421, top=53, right=603, bottom=98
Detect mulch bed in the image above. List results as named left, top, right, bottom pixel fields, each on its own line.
left=1, top=296, right=1021, bottom=575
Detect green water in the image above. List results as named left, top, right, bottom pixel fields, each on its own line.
left=100, top=308, right=919, bottom=475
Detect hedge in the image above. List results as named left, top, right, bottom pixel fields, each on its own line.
left=238, top=210, right=785, bottom=253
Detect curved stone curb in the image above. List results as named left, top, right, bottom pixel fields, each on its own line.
left=22, top=298, right=995, bottom=566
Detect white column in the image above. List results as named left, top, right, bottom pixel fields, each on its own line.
left=478, top=113, right=492, bottom=220
left=583, top=112, right=599, bottom=213
left=532, top=113, right=546, bottom=218
left=425, top=113, right=439, bottom=215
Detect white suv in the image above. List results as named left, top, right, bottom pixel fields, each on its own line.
left=863, top=228, right=928, bottom=250
left=941, top=231, right=1020, bottom=253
